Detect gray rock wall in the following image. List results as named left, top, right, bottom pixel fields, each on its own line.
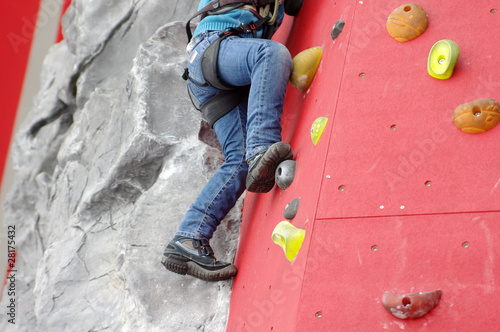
left=2, top=1, right=242, bottom=331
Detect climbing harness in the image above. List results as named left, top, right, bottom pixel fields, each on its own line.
left=182, top=0, right=281, bottom=127
left=185, top=0, right=280, bottom=42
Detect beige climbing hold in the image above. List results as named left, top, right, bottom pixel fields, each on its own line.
left=290, top=47, right=323, bottom=90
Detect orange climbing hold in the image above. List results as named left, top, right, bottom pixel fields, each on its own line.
left=386, top=3, right=428, bottom=42
left=382, top=290, right=442, bottom=319
left=453, top=99, right=500, bottom=134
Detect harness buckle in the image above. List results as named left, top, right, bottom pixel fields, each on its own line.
left=239, top=22, right=257, bottom=33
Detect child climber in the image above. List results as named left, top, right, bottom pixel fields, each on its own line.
left=162, top=0, right=300, bottom=281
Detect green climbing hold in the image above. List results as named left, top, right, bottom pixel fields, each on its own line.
left=427, top=39, right=460, bottom=79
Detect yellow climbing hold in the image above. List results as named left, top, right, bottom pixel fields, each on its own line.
left=290, top=47, right=323, bottom=90
left=272, top=221, right=306, bottom=261
left=311, top=117, right=328, bottom=145
left=428, top=39, right=460, bottom=79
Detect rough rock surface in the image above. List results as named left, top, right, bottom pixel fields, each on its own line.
left=1, top=1, right=242, bottom=331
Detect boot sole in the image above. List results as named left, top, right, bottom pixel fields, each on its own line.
left=246, top=142, right=293, bottom=193
left=162, top=254, right=237, bottom=282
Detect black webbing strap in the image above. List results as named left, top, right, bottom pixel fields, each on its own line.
left=201, top=86, right=250, bottom=127
left=184, top=33, right=249, bottom=127
left=192, top=239, right=215, bottom=256
left=200, top=33, right=236, bottom=91
left=237, top=15, right=272, bottom=38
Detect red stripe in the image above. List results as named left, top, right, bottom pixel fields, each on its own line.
left=0, top=1, right=43, bottom=188
left=55, top=0, right=72, bottom=42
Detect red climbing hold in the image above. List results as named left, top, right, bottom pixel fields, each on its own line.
left=382, top=289, right=442, bottom=319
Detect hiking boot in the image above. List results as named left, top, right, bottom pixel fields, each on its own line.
left=246, top=142, right=293, bottom=193
left=161, top=235, right=237, bottom=282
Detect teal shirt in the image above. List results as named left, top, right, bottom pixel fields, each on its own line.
left=192, top=0, right=284, bottom=38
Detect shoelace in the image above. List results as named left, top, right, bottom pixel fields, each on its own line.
left=247, top=152, right=265, bottom=170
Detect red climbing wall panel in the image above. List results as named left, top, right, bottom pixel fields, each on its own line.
left=317, top=0, right=500, bottom=219
left=228, top=0, right=500, bottom=331
left=298, top=213, right=500, bottom=331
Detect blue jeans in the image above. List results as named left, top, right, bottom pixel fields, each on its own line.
left=176, top=31, right=293, bottom=240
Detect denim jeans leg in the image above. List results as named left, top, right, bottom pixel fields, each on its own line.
left=175, top=32, right=291, bottom=240
left=217, top=37, right=293, bottom=160
left=176, top=100, right=248, bottom=240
